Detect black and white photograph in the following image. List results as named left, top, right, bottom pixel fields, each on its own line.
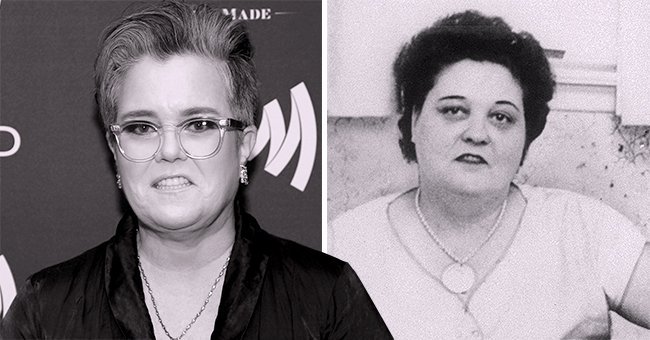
left=328, top=0, right=650, bottom=338
left=0, top=0, right=649, bottom=338
left=0, top=0, right=389, bottom=338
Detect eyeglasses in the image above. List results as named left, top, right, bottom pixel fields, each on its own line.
left=110, top=118, right=245, bottom=162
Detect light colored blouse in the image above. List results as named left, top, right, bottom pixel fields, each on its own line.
left=330, top=185, right=646, bottom=339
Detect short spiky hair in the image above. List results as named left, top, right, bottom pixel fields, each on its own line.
left=94, top=1, right=259, bottom=129
left=394, top=10, right=555, bottom=163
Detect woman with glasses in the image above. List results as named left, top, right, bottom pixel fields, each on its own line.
left=330, top=10, right=650, bottom=339
left=1, top=2, right=390, bottom=339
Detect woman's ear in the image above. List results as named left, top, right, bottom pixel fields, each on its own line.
left=239, top=125, right=257, bottom=164
left=410, top=111, right=419, bottom=145
left=105, top=132, right=117, bottom=162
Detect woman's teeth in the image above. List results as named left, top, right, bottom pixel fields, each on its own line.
left=155, top=176, right=191, bottom=190
left=458, top=154, right=485, bottom=163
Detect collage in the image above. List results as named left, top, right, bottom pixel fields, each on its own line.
left=0, top=0, right=649, bottom=338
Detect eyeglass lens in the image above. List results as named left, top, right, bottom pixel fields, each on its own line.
left=117, top=120, right=223, bottom=160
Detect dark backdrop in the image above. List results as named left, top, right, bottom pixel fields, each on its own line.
left=0, top=0, right=321, bottom=303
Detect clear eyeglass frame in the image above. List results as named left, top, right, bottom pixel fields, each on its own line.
left=109, top=117, right=246, bottom=162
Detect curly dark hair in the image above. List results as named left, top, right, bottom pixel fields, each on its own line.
left=394, top=10, right=555, bottom=163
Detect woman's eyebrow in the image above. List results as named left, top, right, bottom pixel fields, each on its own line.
left=495, top=100, right=521, bottom=111
left=438, top=95, right=466, bottom=101
left=181, top=107, right=223, bottom=117
left=119, top=110, right=155, bottom=121
left=117, top=107, right=225, bottom=122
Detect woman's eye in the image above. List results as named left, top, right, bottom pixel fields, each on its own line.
left=490, top=112, right=514, bottom=125
left=443, top=107, right=463, bottom=115
left=186, top=120, right=219, bottom=132
left=438, top=106, right=467, bottom=119
left=124, top=123, right=156, bottom=135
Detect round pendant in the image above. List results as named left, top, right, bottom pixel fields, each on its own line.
left=441, top=263, right=475, bottom=294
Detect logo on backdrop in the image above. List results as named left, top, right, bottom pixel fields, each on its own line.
left=251, top=82, right=317, bottom=192
left=0, top=254, right=17, bottom=319
left=221, top=8, right=296, bottom=21
left=0, top=126, right=21, bottom=158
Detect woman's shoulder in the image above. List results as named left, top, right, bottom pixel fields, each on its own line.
left=519, top=184, right=623, bottom=216
left=518, top=183, right=644, bottom=246
left=518, top=185, right=646, bottom=309
left=331, top=190, right=405, bottom=230
left=519, top=183, right=590, bottom=200
left=261, top=229, right=347, bottom=275
left=3, top=240, right=111, bottom=336
left=328, top=190, right=407, bottom=260
left=243, top=219, right=392, bottom=339
left=242, top=212, right=348, bottom=278
left=23, top=240, right=109, bottom=296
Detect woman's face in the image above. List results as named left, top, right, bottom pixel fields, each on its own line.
left=110, top=54, right=256, bottom=232
left=413, top=59, right=525, bottom=196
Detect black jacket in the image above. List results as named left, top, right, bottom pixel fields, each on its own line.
left=1, top=212, right=392, bottom=339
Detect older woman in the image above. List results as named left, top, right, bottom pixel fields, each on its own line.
left=1, top=2, right=390, bottom=339
left=330, top=10, right=650, bottom=339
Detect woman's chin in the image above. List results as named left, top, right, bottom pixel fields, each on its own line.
left=140, top=207, right=203, bottom=231
left=444, top=176, right=509, bottom=197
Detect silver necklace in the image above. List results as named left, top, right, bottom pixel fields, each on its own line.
left=414, top=188, right=507, bottom=294
left=137, top=253, right=230, bottom=340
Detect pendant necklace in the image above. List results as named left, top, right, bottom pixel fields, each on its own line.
left=414, top=188, right=507, bottom=294
left=137, top=248, right=231, bottom=340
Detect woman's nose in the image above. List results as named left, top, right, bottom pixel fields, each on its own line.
left=461, top=116, right=491, bottom=145
left=155, top=128, right=188, bottom=162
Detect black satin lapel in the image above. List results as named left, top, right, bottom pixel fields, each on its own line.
left=105, top=214, right=155, bottom=339
left=212, top=213, right=269, bottom=340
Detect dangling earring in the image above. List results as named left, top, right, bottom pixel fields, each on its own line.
left=116, top=173, right=123, bottom=189
left=239, top=164, right=249, bottom=185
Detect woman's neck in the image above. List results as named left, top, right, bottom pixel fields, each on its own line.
left=417, top=183, right=511, bottom=232
left=136, top=213, right=236, bottom=272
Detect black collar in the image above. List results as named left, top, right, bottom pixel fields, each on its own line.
left=104, top=210, right=271, bottom=339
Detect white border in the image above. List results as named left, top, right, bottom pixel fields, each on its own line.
left=322, top=0, right=329, bottom=253
left=0, top=254, right=17, bottom=318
